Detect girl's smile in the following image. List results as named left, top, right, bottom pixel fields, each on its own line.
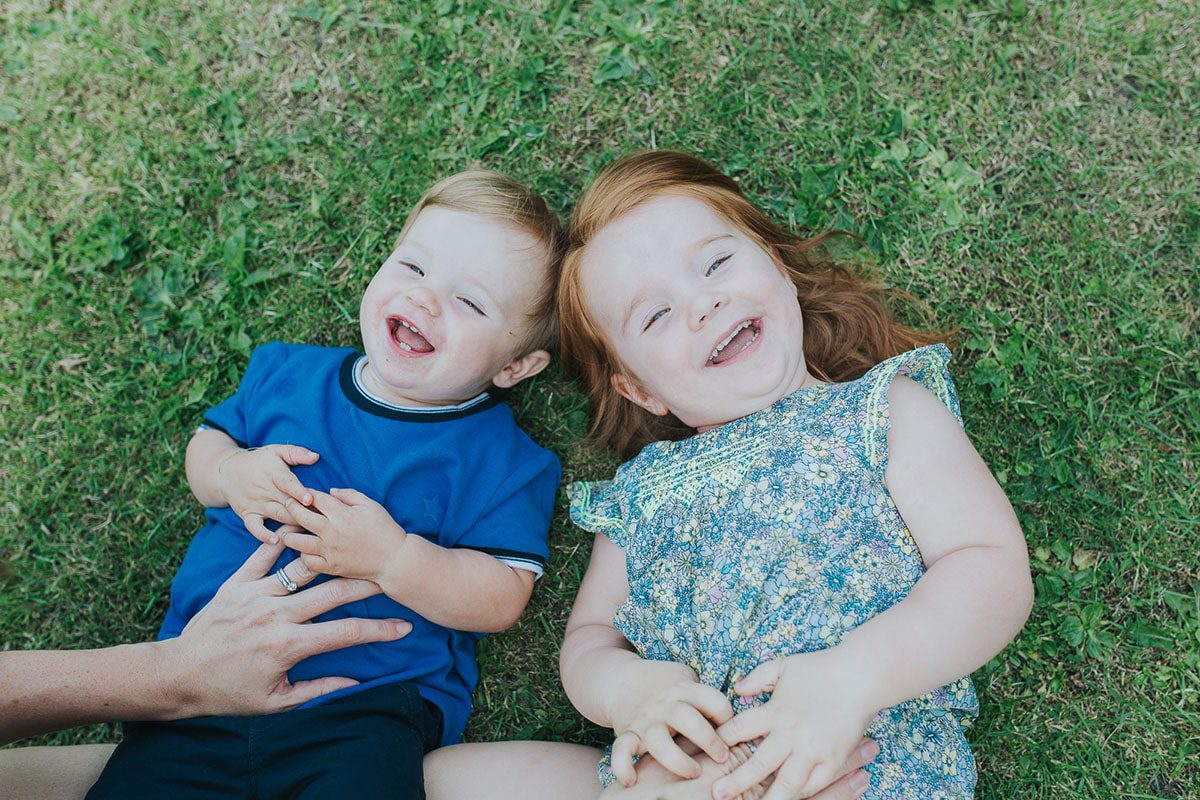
left=578, top=194, right=822, bottom=430
left=706, top=317, right=762, bottom=366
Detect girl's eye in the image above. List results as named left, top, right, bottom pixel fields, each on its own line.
left=459, top=297, right=486, bottom=316
left=403, top=262, right=425, bottom=276
left=643, top=308, right=668, bottom=332
left=705, top=255, right=731, bottom=277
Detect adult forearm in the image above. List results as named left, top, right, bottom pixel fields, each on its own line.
left=376, top=536, right=531, bottom=632
left=0, top=643, right=187, bottom=745
left=838, top=544, right=1034, bottom=713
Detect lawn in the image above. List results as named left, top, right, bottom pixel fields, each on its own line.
left=1, top=0, right=1196, bottom=797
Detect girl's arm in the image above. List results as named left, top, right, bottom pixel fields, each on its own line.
left=836, top=375, right=1035, bottom=708
left=712, top=376, right=1033, bottom=800
left=560, top=534, right=735, bottom=783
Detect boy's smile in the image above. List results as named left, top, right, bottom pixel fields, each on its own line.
left=387, top=316, right=436, bottom=356
left=358, top=206, right=550, bottom=407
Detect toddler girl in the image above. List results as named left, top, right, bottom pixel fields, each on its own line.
left=557, top=151, right=1033, bottom=800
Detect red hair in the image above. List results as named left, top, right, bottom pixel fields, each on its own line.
left=558, top=151, right=950, bottom=457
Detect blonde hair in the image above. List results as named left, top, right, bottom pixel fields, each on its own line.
left=559, top=151, right=949, bottom=457
left=397, top=169, right=565, bottom=355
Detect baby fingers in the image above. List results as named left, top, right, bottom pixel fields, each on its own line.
left=610, top=730, right=642, bottom=787
left=280, top=529, right=324, bottom=556
left=243, top=512, right=278, bottom=544
left=712, top=738, right=787, bottom=800
left=669, top=705, right=730, bottom=766
left=643, top=725, right=702, bottom=779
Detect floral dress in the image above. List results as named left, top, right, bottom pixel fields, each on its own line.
left=568, top=345, right=978, bottom=799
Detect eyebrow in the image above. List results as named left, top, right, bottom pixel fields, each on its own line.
left=399, top=238, right=431, bottom=257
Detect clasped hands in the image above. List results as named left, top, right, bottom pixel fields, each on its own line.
left=216, top=444, right=405, bottom=582
left=610, top=649, right=878, bottom=800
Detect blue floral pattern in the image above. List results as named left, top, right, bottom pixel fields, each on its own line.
left=570, top=345, right=977, bottom=798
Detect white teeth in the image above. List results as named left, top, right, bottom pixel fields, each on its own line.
left=398, top=341, right=413, bottom=351
left=400, top=320, right=421, bottom=334
left=709, top=321, right=754, bottom=361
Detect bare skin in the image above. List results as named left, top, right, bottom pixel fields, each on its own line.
left=0, top=739, right=876, bottom=800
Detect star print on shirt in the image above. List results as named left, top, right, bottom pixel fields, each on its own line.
left=423, top=495, right=444, bottom=523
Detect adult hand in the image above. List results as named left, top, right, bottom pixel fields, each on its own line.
left=0, top=541, right=411, bottom=746
left=163, top=539, right=411, bottom=717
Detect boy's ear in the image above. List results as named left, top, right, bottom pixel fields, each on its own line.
left=492, top=349, right=552, bottom=389
left=611, top=373, right=670, bottom=417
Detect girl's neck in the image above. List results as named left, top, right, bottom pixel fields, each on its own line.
left=694, top=369, right=828, bottom=434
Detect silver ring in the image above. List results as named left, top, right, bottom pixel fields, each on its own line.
left=275, top=564, right=299, bottom=593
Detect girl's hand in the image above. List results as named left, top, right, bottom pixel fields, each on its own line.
left=609, top=659, right=735, bottom=787
left=280, top=488, right=408, bottom=581
left=711, top=648, right=877, bottom=800
left=217, top=444, right=319, bottom=543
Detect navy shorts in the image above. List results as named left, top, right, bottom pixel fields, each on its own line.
left=86, top=683, right=442, bottom=799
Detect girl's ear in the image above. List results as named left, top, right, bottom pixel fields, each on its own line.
left=611, top=373, right=670, bottom=417
left=492, top=350, right=551, bottom=389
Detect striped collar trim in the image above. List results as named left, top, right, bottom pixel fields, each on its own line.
left=339, top=353, right=498, bottom=422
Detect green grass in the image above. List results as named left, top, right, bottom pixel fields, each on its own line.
left=1, top=0, right=1197, bottom=796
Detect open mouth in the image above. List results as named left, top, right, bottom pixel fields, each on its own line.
left=707, top=318, right=761, bottom=366
left=387, top=316, right=435, bottom=355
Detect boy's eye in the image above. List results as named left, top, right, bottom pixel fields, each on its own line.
left=643, top=308, right=668, bottom=332
left=403, top=262, right=425, bottom=276
left=458, top=297, right=487, bottom=316
left=705, top=255, right=731, bottom=276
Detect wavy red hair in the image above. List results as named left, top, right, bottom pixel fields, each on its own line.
left=558, top=151, right=950, bottom=457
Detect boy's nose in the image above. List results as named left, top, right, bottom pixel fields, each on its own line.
left=407, top=286, right=441, bottom=317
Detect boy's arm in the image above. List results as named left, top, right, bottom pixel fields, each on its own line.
left=377, top=535, right=535, bottom=632
left=282, top=488, right=535, bottom=632
left=185, top=427, right=241, bottom=507
left=185, top=427, right=318, bottom=542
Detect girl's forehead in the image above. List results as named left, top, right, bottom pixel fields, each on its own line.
left=588, top=194, right=736, bottom=261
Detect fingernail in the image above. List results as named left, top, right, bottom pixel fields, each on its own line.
left=850, top=770, right=870, bottom=793
left=861, top=740, right=880, bottom=760
left=269, top=535, right=279, bottom=544
left=717, top=749, right=729, bottom=763
left=690, top=767, right=702, bottom=780
left=396, top=622, right=411, bottom=635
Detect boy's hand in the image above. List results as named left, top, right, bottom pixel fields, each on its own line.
left=217, top=445, right=320, bottom=543
left=608, top=658, right=735, bottom=787
left=281, top=488, right=407, bottom=582
left=711, top=648, right=877, bottom=800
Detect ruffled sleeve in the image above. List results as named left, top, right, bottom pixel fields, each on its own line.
left=859, top=343, right=963, bottom=475
left=567, top=478, right=634, bottom=550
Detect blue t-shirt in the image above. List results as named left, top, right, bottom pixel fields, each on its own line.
left=158, top=342, right=560, bottom=745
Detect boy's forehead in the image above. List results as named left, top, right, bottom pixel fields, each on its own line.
left=403, top=207, right=544, bottom=268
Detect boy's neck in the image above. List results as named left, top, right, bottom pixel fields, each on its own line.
left=356, top=357, right=487, bottom=410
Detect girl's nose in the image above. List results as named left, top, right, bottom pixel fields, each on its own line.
left=690, top=294, right=728, bottom=330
